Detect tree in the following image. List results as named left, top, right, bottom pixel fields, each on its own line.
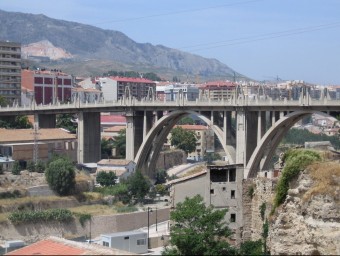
left=45, top=156, right=75, bottom=196
left=154, top=169, right=167, bottom=184
left=56, top=113, right=77, bottom=133
left=124, top=170, right=150, bottom=203
left=239, top=240, right=264, bottom=256
left=163, top=195, right=237, bottom=255
left=101, top=138, right=114, bottom=158
left=170, top=126, right=197, bottom=154
left=177, top=117, right=195, bottom=125
left=112, top=129, right=126, bottom=158
left=96, top=171, right=117, bottom=186
left=0, top=95, right=8, bottom=107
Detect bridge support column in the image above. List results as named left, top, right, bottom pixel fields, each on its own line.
left=223, top=111, right=233, bottom=145
left=236, top=110, right=245, bottom=164
left=78, top=112, right=100, bottom=163
left=143, top=111, right=153, bottom=139
left=35, top=113, right=56, bottom=128
left=245, top=111, right=258, bottom=163
left=257, top=111, right=266, bottom=144
left=126, top=111, right=144, bottom=161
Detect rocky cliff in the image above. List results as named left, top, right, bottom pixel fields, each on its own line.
left=268, top=161, right=340, bottom=255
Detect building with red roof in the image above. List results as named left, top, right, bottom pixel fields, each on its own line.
left=200, top=80, right=236, bottom=100
left=6, top=236, right=134, bottom=255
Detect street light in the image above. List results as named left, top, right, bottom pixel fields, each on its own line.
left=147, top=207, right=152, bottom=240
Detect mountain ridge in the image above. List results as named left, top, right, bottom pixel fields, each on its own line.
left=0, top=9, right=246, bottom=81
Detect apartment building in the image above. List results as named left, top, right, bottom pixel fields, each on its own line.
left=199, top=81, right=236, bottom=100
left=156, top=83, right=199, bottom=101
left=21, top=69, right=73, bottom=105
left=0, top=41, right=21, bottom=105
left=96, top=76, right=156, bottom=101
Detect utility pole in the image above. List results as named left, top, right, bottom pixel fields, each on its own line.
left=33, top=122, right=39, bottom=164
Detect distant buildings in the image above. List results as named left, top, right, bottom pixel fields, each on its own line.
left=21, top=69, right=73, bottom=105
left=0, top=41, right=21, bottom=105
left=199, top=81, right=236, bottom=100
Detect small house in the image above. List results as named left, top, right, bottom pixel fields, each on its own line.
left=101, top=231, right=148, bottom=254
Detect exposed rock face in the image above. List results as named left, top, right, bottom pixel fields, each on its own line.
left=268, top=170, right=340, bottom=255
left=22, top=40, right=73, bottom=60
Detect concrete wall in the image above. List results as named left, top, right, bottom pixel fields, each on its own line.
left=0, top=208, right=170, bottom=244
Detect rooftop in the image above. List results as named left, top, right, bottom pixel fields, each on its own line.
left=6, top=236, right=134, bottom=255
left=97, top=159, right=134, bottom=166
left=0, top=128, right=76, bottom=144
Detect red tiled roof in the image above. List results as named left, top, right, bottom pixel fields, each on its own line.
left=175, top=125, right=208, bottom=130
left=109, top=76, right=155, bottom=83
left=6, top=239, right=85, bottom=255
left=100, top=115, right=126, bottom=123
left=103, top=125, right=126, bottom=132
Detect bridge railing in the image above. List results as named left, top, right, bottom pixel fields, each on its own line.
left=0, top=95, right=339, bottom=113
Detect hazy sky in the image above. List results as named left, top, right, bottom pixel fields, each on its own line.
left=1, top=0, right=340, bottom=84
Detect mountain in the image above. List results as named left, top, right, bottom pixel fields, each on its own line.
left=0, top=9, right=245, bottom=81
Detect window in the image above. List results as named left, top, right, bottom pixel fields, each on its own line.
left=229, top=169, right=236, bottom=182
left=231, top=190, right=235, bottom=199
left=222, top=187, right=226, bottom=191
left=210, top=189, right=214, bottom=194
left=124, top=236, right=129, bottom=240
left=103, top=241, right=109, bottom=247
left=230, top=214, right=236, bottom=223
left=137, top=238, right=146, bottom=246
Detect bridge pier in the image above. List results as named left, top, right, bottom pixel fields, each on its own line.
left=78, top=112, right=101, bottom=163
left=35, top=113, right=56, bottom=128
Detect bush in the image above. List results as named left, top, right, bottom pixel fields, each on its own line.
left=96, top=171, right=117, bottom=187
left=0, top=190, right=21, bottom=199
left=75, top=213, right=91, bottom=227
left=12, top=161, right=21, bottom=175
left=8, top=208, right=73, bottom=225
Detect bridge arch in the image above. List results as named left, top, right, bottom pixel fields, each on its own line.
left=134, top=110, right=235, bottom=176
left=245, top=110, right=332, bottom=178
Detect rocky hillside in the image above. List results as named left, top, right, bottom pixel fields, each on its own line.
left=0, top=9, right=244, bottom=80
left=268, top=161, right=340, bottom=255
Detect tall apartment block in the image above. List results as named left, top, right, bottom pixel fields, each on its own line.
left=0, top=41, right=21, bottom=105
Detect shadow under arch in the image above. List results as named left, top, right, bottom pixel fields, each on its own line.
left=245, top=110, right=331, bottom=178
left=134, top=110, right=236, bottom=176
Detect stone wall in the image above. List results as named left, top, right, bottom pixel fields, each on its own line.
left=155, top=150, right=186, bottom=171
left=242, top=177, right=276, bottom=242
left=0, top=208, right=170, bottom=244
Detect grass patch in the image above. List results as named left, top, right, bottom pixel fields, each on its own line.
left=70, top=204, right=118, bottom=216
left=303, top=161, right=340, bottom=202
left=0, top=195, right=74, bottom=206
left=180, top=165, right=206, bottom=178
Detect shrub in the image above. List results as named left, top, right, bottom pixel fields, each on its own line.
left=8, top=208, right=73, bottom=225
left=96, top=171, right=117, bottom=187
left=260, top=202, right=266, bottom=221
left=11, top=161, right=21, bottom=175
left=273, top=149, right=321, bottom=209
left=36, top=160, right=46, bottom=173
left=27, top=161, right=35, bottom=172
left=76, top=213, right=91, bottom=227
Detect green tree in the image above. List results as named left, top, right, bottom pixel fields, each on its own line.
left=11, top=161, right=21, bottom=175
left=124, top=170, right=150, bottom=203
left=163, top=195, right=237, bottom=255
left=101, top=138, right=114, bottom=158
left=155, top=169, right=167, bottom=184
left=177, top=117, right=195, bottom=125
left=170, top=127, right=197, bottom=154
left=112, top=129, right=126, bottom=158
left=35, top=160, right=46, bottom=173
left=0, top=95, right=8, bottom=107
left=56, top=113, right=77, bottom=133
left=13, top=115, right=32, bottom=129
left=96, top=171, right=117, bottom=187
left=45, top=157, right=75, bottom=196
